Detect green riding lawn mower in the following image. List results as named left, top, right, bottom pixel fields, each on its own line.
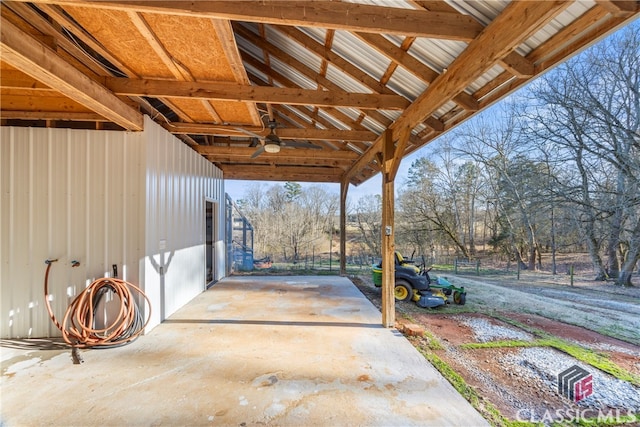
left=372, top=251, right=466, bottom=308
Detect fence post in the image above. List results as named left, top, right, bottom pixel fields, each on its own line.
left=517, top=260, right=520, bottom=280
left=475, top=260, right=480, bottom=276
left=570, top=265, right=574, bottom=286
left=454, top=258, right=458, bottom=274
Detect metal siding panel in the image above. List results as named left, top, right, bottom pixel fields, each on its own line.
left=0, top=129, right=10, bottom=337
left=141, top=117, right=224, bottom=326
left=1, top=126, right=145, bottom=339
left=11, top=130, right=31, bottom=337
left=2, top=120, right=222, bottom=338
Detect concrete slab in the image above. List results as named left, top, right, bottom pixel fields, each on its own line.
left=1, top=276, right=489, bottom=426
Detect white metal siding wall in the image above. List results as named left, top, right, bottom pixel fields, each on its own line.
left=0, top=127, right=145, bottom=339
left=142, top=117, right=224, bottom=330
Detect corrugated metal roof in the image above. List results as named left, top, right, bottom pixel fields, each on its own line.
left=521, top=1, right=597, bottom=55
left=361, top=118, right=387, bottom=134
left=237, top=0, right=624, bottom=142
left=263, top=24, right=324, bottom=74
left=268, top=56, right=318, bottom=89
left=317, top=108, right=352, bottom=130
left=448, top=0, right=506, bottom=26
left=406, top=37, right=468, bottom=73
left=298, top=27, right=327, bottom=45
left=325, top=63, right=373, bottom=94
left=331, top=30, right=392, bottom=82
left=386, top=65, right=428, bottom=101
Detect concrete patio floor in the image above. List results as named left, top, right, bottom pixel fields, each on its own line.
left=1, top=275, right=488, bottom=426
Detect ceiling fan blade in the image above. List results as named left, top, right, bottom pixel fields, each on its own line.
left=235, top=127, right=263, bottom=140
left=251, top=146, right=265, bottom=159
left=248, top=137, right=260, bottom=147
left=283, top=141, right=323, bottom=150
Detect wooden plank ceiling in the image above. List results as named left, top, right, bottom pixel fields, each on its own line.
left=1, top=1, right=639, bottom=185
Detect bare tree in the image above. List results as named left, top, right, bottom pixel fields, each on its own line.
left=354, top=194, right=382, bottom=258
left=526, top=23, right=640, bottom=285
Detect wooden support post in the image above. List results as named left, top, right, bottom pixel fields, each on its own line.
left=340, top=179, right=348, bottom=275
left=381, top=129, right=396, bottom=328
left=379, top=126, right=411, bottom=327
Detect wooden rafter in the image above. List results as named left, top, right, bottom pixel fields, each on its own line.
left=395, top=1, right=569, bottom=132
left=103, top=77, right=410, bottom=110
left=20, top=0, right=485, bottom=41
left=165, top=123, right=376, bottom=142
left=0, top=16, right=143, bottom=130
left=218, top=164, right=344, bottom=182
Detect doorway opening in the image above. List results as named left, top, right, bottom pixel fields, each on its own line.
left=205, top=200, right=216, bottom=287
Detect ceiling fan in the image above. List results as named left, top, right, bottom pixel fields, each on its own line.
left=237, top=120, right=323, bottom=159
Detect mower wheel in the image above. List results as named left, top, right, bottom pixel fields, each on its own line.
left=453, top=291, right=466, bottom=305
left=394, top=280, right=412, bottom=302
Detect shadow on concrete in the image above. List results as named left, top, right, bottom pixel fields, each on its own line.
left=163, top=318, right=382, bottom=328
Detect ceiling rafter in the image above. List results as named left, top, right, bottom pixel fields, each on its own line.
left=271, top=25, right=396, bottom=96
left=165, top=123, right=376, bottom=142
left=395, top=1, right=569, bottom=133
left=126, top=10, right=223, bottom=124
left=218, top=163, right=344, bottom=182
left=353, top=32, right=480, bottom=112
left=196, top=146, right=357, bottom=160
left=2, top=0, right=638, bottom=186
left=19, top=0, right=485, bottom=41
left=103, top=77, right=410, bottom=110
left=241, top=53, right=375, bottom=135
left=234, top=23, right=409, bottom=132
left=1, top=16, right=143, bottom=130
left=23, top=2, right=182, bottom=128
left=345, top=0, right=570, bottom=183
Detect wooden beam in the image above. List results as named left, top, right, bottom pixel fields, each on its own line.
left=24, top=1, right=484, bottom=41
left=0, top=110, right=107, bottom=121
left=595, top=0, right=639, bottom=17
left=354, top=32, right=480, bottom=111
left=499, top=51, right=535, bottom=78
left=0, top=69, right=54, bottom=90
left=244, top=56, right=367, bottom=131
left=394, top=1, right=569, bottom=133
left=424, top=117, right=445, bottom=132
left=103, top=77, right=409, bottom=110
left=241, top=50, right=391, bottom=132
left=218, top=164, right=343, bottom=182
left=342, top=134, right=384, bottom=183
left=195, top=145, right=358, bottom=160
left=381, top=129, right=396, bottom=328
left=272, top=25, right=396, bottom=96
left=166, top=122, right=376, bottom=142
left=0, top=17, right=143, bottom=130
left=210, top=18, right=262, bottom=126
left=389, top=126, right=411, bottom=181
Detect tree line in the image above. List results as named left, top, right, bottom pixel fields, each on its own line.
left=237, top=23, right=639, bottom=286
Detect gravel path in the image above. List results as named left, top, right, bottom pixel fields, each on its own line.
left=501, top=347, right=640, bottom=410
left=459, top=317, right=640, bottom=408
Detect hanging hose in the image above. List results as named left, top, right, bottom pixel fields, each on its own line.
left=44, top=259, right=152, bottom=354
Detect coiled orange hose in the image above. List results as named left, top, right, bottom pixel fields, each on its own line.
left=44, top=260, right=151, bottom=349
